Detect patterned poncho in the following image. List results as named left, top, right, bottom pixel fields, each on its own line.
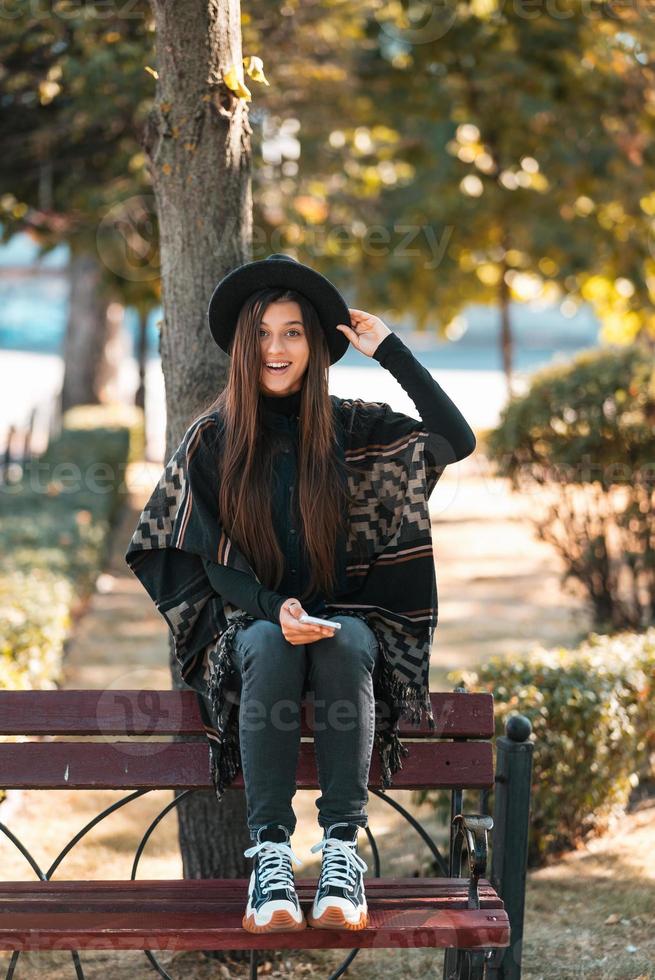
left=124, top=396, right=447, bottom=802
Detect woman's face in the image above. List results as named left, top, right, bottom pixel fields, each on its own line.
left=258, top=299, right=310, bottom=396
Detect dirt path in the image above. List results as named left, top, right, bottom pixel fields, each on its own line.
left=4, top=457, right=652, bottom=979
left=429, top=455, right=592, bottom=687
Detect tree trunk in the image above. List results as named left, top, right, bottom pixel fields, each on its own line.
left=101, top=301, right=129, bottom=403
left=60, top=252, right=118, bottom=413
left=135, top=307, right=148, bottom=411
left=498, top=261, right=513, bottom=399
left=144, top=0, right=254, bottom=921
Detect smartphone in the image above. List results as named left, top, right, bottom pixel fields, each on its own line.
left=298, top=613, right=341, bottom=630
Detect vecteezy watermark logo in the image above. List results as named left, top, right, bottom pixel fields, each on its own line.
left=96, top=194, right=161, bottom=282
left=0, top=0, right=146, bottom=21
left=374, top=0, right=458, bottom=45
left=95, top=669, right=179, bottom=758
left=259, top=223, right=454, bottom=270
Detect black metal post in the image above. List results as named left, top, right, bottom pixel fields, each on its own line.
left=487, top=714, right=533, bottom=980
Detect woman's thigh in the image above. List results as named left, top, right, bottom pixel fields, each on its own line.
left=229, top=618, right=296, bottom=670
left=229, top=618, right=308, bottom=703
left=228, top=614, right=380, bottom=698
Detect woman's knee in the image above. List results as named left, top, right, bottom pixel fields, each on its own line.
left=314, top=615, right=379, bottom=672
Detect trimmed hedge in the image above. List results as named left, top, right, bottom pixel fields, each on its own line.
left=0, top=403, right=144, bottom=802
left=486, top=343, right=654, bottom=482
left=485, top=342, right=655, bottom=630
left=429, top=628, right=655, bottom=868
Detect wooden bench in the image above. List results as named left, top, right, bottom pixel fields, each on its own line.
left=0, top=687, right=533, bottom=980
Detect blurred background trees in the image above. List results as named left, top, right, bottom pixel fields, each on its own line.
left=3, top=0, right=654, bottom=410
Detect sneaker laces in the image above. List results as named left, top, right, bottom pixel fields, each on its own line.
left=311, top=836, right=368, bottom=892
left=243, top=838, right=303, bottom=893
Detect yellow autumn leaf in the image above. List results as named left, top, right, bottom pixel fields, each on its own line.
left=38, top=80, right=61, bottom=105
left=223, top=66, right=251, bottom=102
left=243, top=55, right=269, bottom=86
left=144, top=65, right=158, bottom=80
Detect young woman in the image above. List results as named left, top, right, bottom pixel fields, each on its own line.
left=125, top=253, right=476, bottom=936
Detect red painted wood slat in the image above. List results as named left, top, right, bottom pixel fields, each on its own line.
left=0, top=878, right=504, bottom=905
left=0, top=690, right=494, bottom=739
left=0, top=740, right=494, bottom=790
left=0, top=879, right=509, bottom=951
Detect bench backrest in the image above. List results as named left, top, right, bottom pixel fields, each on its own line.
left=0, top=690, right=494, bottom=791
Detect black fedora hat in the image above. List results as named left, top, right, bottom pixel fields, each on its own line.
left=207, top=253, right=351, bottom=365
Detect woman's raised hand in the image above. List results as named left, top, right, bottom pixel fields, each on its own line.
left=279, top=598, right=337, bottom=645
left=336, top=308, right=392, bottom=359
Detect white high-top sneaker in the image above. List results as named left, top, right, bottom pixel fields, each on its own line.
left=242, top=823, right=306, bottom=933
left=307, top=822, right=368, bottom=930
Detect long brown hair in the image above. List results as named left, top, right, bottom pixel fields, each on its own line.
left=196, top=286, right=355, bottom=601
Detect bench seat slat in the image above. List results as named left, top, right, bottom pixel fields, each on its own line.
left=0, top=740, right=494, bottom=790
left=0, top=691, right=494, bottom=739
left=0, top=878, right=504, bottom=904
left=0, top=879, right=509, bottom=951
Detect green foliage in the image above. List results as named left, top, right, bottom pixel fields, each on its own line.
left=487, top=343, right=655, bottom=486
left=433, top=628, right=655, bottom=868
left=0, top=404, right=143, bottom=694
left=8, top=0, right=655, bottom=350
left=486, top=342, right=655, bottom=630
left=60, top=403, right=145, bottom=464
left=0, top=0, right=159, bottom=311
left=0, top=569, right=73, bottom=692
left=296, top=3, right=655, bottom=345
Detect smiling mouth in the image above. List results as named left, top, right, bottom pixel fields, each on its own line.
left=264, top=363, right=291, bottom=373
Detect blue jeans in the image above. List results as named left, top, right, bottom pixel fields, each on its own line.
left=228, top=614, right=380, bottom=841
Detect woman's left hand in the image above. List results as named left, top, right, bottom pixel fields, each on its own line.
left=336, top=308, right=392, bottom=359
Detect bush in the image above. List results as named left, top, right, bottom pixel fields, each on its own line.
left=0, top=403, right=143, bottom=688
left=0, top=569, right=73, bottom=691
left=486, top=343, right=655, bottom=630
left=434, top=628, right=655, bottom=868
